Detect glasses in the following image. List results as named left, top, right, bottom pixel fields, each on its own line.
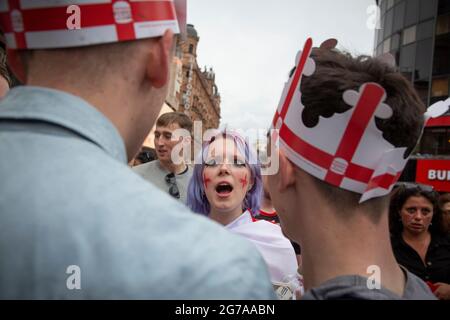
left=394, top=182, right=440, bottom=198
left=165, top=173, right=180, bottom=199
left=139, top=151, right=154, bottom=163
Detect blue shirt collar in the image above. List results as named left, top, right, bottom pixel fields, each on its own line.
left=0, top=86, right=127, bottom=163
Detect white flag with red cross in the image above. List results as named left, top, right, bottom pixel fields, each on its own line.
left=0, top=0, right=185, bottom=49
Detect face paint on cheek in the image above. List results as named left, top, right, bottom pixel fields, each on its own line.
left=240, top=174, right=248, bottom=189
left=203, top=173, right=211, bottom=189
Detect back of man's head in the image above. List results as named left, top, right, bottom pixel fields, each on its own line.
left=298, top=48, right=425, bottom=219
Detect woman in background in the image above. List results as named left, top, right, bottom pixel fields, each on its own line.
left=389, top=183, right=450, bottom=300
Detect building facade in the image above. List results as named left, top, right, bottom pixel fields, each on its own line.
left=374, top=0, right=450, bottom=191
left=177, top=24, right=221, bottom=131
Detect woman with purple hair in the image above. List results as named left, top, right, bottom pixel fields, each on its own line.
left=187, top=130, right=299, bottom=295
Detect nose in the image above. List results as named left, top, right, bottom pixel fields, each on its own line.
left=413, top=211, right=425, bottom=221
left=156, top=138, right=165, bottom=147
left=218, top=162, right=231, bottom=175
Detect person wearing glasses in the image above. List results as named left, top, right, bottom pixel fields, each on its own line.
left=133, top=112, right=193, bottom=203
left=389, top=183, right=450, bottom=300
left=187, top=130, right=299, bottom=297
left=438, top=193, right=450, bottom=235
left=0, top=1, right=275, bottom=299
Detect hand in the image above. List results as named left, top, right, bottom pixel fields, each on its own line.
left=434, top=283, right=450, bottom=300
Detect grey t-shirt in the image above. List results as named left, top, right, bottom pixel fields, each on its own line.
left=302, top=269, right=436, bottom=300
left=133, top=160, right=192, bottom=204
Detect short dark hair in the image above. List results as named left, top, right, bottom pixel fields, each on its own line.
left=156, top=112, right=193, bottom=133
left=0, top=32, right=11, bottom=86
left=298, top=48, right=425, bottom=218
left=388, top=184, right=442, bottom=236
left=438, top=193, right=450, bottom=210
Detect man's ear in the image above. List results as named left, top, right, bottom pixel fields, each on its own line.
left=146, top=29, right=174, bottom=89
left=277, top=149, right=296, bottom=192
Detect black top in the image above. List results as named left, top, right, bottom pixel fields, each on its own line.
left=391, top=233, right=450, bottom=284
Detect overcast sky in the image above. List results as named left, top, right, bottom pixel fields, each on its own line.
left=188, top=0, right=377, bottom=133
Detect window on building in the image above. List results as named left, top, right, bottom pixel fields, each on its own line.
left=439, top=0, right=450, bottom=15
left=437, top=13, right=450, bottom=35
left=391, top=32, right=401, bottom=50
left=432, top=77, right=450, bottom=97
left=400, top=42, right=416, bottom=72
left=378, top=15, right=386, bottom=43
left=403, top=25, right=417, bottom=45
left=405, top=0, right=419, bottom=27
left=384, top=9, right=394, bottom=38
left=377, top=44, right=383, bottom=56
left=419, top=0, right=438, bottom=21
left=189, top=44, right=194, bottom=54
left=414, top=80, right=430, bottom=104
left=393, top=2, right=406, bottom=32
left=380, top=0, right=387, bottom=16
left=420, top=127, right=450, bottom=156
left=415, top=38, right=433, bottom=80
left=433, top=35, right=450, bottom=75
left=387, top=0, right=394, bottom=10
left=186, top=70, right=190, bottom=78
left=383, top=38, right=391, bottom=53
left=417, top=20, right=434, bottom=41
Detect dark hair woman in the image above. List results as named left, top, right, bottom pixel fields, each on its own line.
left=389, top=183, right=450, bottom=300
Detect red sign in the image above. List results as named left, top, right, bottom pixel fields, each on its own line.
left=416, top=160, right=450, bottom=192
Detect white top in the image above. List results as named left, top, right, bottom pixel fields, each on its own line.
left=226, top=211, right=299, bottom=284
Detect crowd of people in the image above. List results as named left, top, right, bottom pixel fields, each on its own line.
left=0, top=0, right=449, bottom=300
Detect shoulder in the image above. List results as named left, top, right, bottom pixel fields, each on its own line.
left=132, top=160, right=160, bottom=174
left=403, top=270, right=437, bottom=300
left=165, top=214, right=276, bottom=299
left=75, top=168, right=274, bottom=298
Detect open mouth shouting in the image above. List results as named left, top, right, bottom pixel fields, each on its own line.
left=215, top=181, right=234, bottom=198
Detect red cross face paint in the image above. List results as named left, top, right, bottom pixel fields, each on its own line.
left=203, top=137, right=252, bottom=215
left=240, top=174, right=248, bottom=189
left=203, top=173, right=211, bottom=189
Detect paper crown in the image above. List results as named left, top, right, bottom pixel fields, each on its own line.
left=0, top=0, right=186, bottom=49
left=272, top=38, right=450, bottom=203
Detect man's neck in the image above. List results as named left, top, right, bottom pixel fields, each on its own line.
left=297, top=204, right=405, bottom=297
left=159, top=160, right=187, bottom=175
left=26, top=56, right=162, bottom=163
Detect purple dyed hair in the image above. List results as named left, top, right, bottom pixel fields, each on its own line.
left=186, top=130, right=262, bottom=216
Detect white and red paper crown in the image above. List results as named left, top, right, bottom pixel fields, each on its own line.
left=0, top=0, right=185, bottom=49
left=272, top=38, right=450, bottom=203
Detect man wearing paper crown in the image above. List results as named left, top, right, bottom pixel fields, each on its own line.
left=0, top=1, right=275, bottom=299
left=268, top=38, right=450, bottom=300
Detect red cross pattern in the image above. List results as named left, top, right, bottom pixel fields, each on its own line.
left=0, top=0, right=178, bottom=49
left=272, top=38, right=408, bottom=202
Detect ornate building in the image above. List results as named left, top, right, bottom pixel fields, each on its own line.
left=141, top=24, right=221, bottom=150
left=177, top=24, right=221, bottom=131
